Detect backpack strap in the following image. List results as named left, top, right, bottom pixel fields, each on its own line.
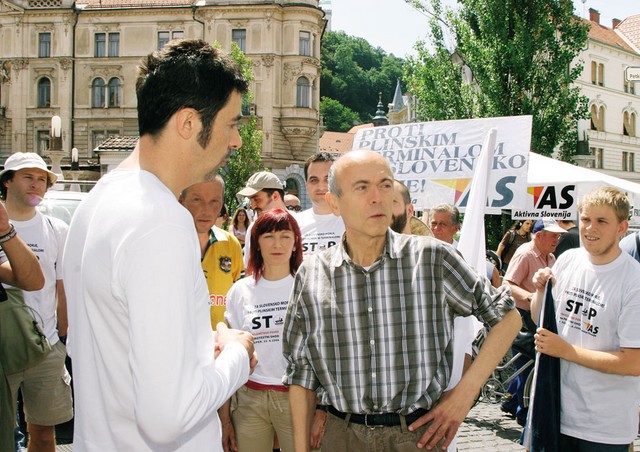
left=501, top=229, right=517, bottom=262
left=635, top=232, right=640, bottom=257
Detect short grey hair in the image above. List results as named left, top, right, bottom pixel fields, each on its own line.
left=328, top=159, right=342, bottom=197
left=181, top=173, right=224, bottom=198
left=429, top=203, right=460, bottom=226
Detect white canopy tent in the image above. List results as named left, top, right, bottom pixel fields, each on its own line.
left=526, top=152, right=640, bottom=222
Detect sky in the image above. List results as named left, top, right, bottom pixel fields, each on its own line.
left=327, top=0, right=640, bottom=58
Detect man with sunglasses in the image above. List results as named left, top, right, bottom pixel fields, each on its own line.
left=238, top=171, right=287, bottom=267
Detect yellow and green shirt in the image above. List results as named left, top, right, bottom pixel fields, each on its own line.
left=201, top=226, right=244, bottom=328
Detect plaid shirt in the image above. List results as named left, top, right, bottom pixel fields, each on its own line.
left=282, top=229, right=514, bottom=415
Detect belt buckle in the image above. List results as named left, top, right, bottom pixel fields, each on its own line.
left=364, top=414, right=384, bottom=429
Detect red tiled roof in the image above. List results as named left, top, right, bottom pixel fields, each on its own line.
left=318, top=131, right=354, bottom=155
left=583, top=17, right=635, bottom=52
left=347, top=123, right=373, bottom=134
left=78, top=0, right=192, bottom=8
left=617, top=14, right=640, bottom=51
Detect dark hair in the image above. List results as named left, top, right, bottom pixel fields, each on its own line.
left=231, top=207, right=250, bottom=229
left=304, top=152, right=336, bottom=181
left=393, top=179, right=411, bottom=206
left=136, top=39, right=248, bottom=147
left=248, top=209, right=303, bottom=282
left=262, top=187, right=285, bottom=201
left=0, top=171, right=53, bottom=201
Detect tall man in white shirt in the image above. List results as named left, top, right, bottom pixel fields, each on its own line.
left=63, top=40, right=256, bottom=451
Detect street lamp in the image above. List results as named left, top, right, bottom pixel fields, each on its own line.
left=45, top=115, right=67, bottom=190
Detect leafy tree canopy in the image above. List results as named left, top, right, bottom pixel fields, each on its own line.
left=321, top=31, right=405, bottom=127
left=218, top=43, right=264, bottom=216
left=320, top=97, right=361, bottom=133
left=404, top=0, right=589, bottom=159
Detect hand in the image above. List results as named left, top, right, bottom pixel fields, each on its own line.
left=309, top=409, right=327, bottom=449
left=535, top=327, right=570, bottom=359
left=532, top=267, right=554, bottom=292
left=408, top=389, right=472, bottom=450
left=215, top=323, right=257, bottom=372
left=221, top=420, right=237, bottom=452
left=0, top=203, right=10, bottom=235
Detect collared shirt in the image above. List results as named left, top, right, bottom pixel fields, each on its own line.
left=282, top=229, right=514, bottom=415
left=504, top=240, right=555, bottom=306
left=202, top=226, right=244, bottom=327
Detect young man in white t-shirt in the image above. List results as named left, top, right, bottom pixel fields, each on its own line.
left=295, top=152, right=344, bottom=257
left=532, top=186, right=640, bottom=450
left=0, top=152, right=72, bottom=452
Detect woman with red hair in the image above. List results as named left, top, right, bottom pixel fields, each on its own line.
left=221, top=209, right=302, bottom=452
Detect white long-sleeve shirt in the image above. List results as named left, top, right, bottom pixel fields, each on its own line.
left=64, top=169, right=249, bottom=451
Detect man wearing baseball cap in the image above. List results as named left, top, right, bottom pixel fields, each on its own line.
left=0, top=152, right=73, bottom=451
left=501, top=217, right=565, bottom=425
left=237, top=171, right=288, bottom=267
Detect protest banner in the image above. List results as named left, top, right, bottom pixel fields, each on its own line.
left=352, top=115, right=532, bottom=213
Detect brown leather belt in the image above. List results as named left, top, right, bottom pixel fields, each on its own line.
left=327, top=406, right=428, bottom=427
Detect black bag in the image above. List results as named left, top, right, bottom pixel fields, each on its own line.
left=0, top=286, right=52, bottom=375
left=512, top=309, right=537, bottom=359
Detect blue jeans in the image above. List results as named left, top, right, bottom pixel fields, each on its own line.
left=14, top=407, right=25, bottom=452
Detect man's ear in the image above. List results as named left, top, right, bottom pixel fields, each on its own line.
left=407, top=203, right=414, bottom=218
left=326, top=192, right=340, bottom=216
left=618, top=219, right=629, bottom=239
left=174, top=107, right=199, bottom=141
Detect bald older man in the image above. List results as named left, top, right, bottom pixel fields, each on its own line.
left=282, top=150, right=521, bottom=451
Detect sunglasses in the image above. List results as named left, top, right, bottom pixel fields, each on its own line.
left=286, top=205, right=302, bottom=212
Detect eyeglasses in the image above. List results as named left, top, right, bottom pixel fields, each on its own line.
left=286, top=205, right=302, bottom=212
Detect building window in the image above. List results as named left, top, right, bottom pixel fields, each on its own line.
left=625, top=79, right=636, bottom=95
left=95, top=33, right=105, bottom=57
left=108, top=33, right=120, bottom=57
left=299, top=31, right=311, bottom=56
left=623, top=112, right=636, bottom=137
left=38, top=33, right=51, bottom=58
left=95, top=32, right=119, bottom=57
left=91, top=78, right=105, bottom=108
left=590, top=61, right=604, bottom=86
left=296, top=77, right=310, bottom=108
left=590, top=104, right=605, bottom=132
left=622, top=152, right=634, bottom=172
left=108, top=78, right=121, bottom=107
left=157, top=30, right=184, bottom=50
left=597, top=63, right=604, bottom=86
left=158, top=31, right=170, bottom=49
left=36, top=130, right=50, bottom=154
left=37, top=77, right=51, bottom=108
left=590, top=147, right=604, bottom=169
left=232, top=29, right=246, bottom=52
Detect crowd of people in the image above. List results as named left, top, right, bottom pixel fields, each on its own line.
left=1, top=39, right=639, bottom=452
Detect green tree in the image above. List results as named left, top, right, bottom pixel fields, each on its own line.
left=219, top=43, right=264, bottom=215
left=405, top=0, right=589, bottom=249
left=320, top=97, right=361, bottom=132
left=321, top=31, right=405, bottom=123
left=405, top=0, right=589, bottom=158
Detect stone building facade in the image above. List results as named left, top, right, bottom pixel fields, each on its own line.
left=576, top=9, right=640, bottom=183
left=0, top=0, right=324, bottom=187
